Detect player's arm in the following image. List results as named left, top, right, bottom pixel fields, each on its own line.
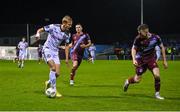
left=160, top=43, right=168, bottom=69
left=36, top=24, right=54, bottom=39
left=18, top=42, right=21, bottom=50
left=131, top=46, right=138, bottom=66
left=65, top=43, right=71, bottom=67
left=157, top=35, right=168, bottom=69
left=68, top=42, right=73, bottom=48
left=80, top=34, right=92, bottom=48
left=131, top=37, right=139, bottom=66
left=64, top=34, right=72, bottom=67
left=81, top=40, right=92, bottom=48
left=35, top=28, right=44, bottom=39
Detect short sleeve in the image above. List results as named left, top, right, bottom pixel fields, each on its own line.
left=86, top=33, right=91, bottom=41
left=44, top=24, right=54, bottom=32
left=64, top=32, right=71, bottom=44
left=156, top=35, right=162, bottom=46
left=132, top=37, right=139, bottom=49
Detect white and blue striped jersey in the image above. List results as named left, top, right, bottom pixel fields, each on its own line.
left=43, top=24, right=70, bottom=52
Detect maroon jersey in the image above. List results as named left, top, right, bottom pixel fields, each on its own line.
left=71, top=33, right=91, bottom=56
left=133, top=33, right=162, bottom=62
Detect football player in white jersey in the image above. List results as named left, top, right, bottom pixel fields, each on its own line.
left=36, top=15, right=73, bottom=98
left=18, top=37, right=28, bottom=68
left=88, top=43, right=96, bottom=64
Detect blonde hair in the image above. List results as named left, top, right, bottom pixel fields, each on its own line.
left=62, top=15, right=73, bottom=23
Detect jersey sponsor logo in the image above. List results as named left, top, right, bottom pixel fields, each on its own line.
left=47, top=54, right=51, bottom=58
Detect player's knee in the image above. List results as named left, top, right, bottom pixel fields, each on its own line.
left=51, top=66, right=56, bottom=72
left=134, top=76, right=141, bottom=83
left=56, top=73, right=60, bottom=77
left=153, top=72, right=160, bottom=79
left=72, top=65, right=78, bottom=70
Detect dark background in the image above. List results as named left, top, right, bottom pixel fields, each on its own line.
left=0, top=0, right=180, bottom=44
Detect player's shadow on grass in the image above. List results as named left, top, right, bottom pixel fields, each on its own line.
left=73, top=84, right=120, bottom=88
left=123, top=93, right=154, bottom=99
left=125, top=93, right=180, bottom=100
left=34, top=90, right=44, bottom=94
left=165, top=97, right=180, bottom=101
left=65, top=95, right=122, bottom=99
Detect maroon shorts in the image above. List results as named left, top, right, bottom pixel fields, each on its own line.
left=135, top=57, right=158, bottom=76
left=71, top=53, right=83, bottom=66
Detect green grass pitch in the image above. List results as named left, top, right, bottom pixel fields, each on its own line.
left=0, top=60, right=180, bottom=111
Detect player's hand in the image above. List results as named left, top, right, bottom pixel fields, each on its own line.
left=80, top=44, right=86, bottom=48
left=133, top=59, right=138, bottom=66
left=65, top=59, right=70, bottom=68
left=35, top=33, right=40, bottom=40
left=163, top=61, right=168, bottom=69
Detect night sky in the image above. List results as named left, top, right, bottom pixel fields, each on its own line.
left=0, top=0, right=180, bottom=43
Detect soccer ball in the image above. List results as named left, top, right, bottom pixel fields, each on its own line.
left=45, top=88, right=56, bottom=98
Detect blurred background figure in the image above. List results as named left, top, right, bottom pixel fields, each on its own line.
left=37, top=44, right=43, bottom=64
left=17, top=37, right=28, bottom=68
left=13, top=46, right=19, bottom=63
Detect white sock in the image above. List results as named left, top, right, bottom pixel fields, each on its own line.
left=92, top=59, right=94, bottom=64
left=155, top=92, right=160, bottom=96
left=49, top=71, right=56, bottom=90
left=21, top=61, right=24, bottom=67
left=18, top=61, right=20, bottom=65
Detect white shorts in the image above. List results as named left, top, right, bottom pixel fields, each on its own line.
left=43, top=48, right=60, bottom=64
left=19, top=51, right=26, bottom=60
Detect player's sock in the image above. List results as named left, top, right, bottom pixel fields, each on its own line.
left=155, top=77, right=160, bottom=92
left=124, top=76, right=136, bottom=92
left=154, top=77, right=164, bottom=99
left=92, top=58, right=94, bottom=64
left=123, top=79, right=129, bottom=92
left=18, top=61, right=21, bottom=68
left=70, top=68, right=76, bottom=80
left=128, top=76, right=136, bottom=84
left=70, top=67, right=77, bottom=85
left=49, top=71, right=56, bottom=90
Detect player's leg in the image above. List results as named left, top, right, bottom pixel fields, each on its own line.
left=46, top=60, right=62, bottom=97
left=18, top=52, right=22, bottom=68
left=148, top=59, right=164, bottom=99
left=151, top=67, right=164, bottom=99
left=70, top=60, right=79, bottom=85
left=47, top=60, right=56, bottom=90
left=53, top=53, right=63, bottom=97
left=43, top=49, right=56, bottom=91
left=123, top=64, right=147, bottom=92
left=91, top=51, right=95, bottom=64
left=21, top=54, right=25, bottom=68
left=147, top=59, right=164, bottom=100
left=38, top=53, right=42, bottom=64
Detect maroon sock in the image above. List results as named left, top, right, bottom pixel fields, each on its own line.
left=155, top=77, right=160, bottom=92
left=70, top=68, right=76, bottom=80
left=128, top=76, right=136, bottom=84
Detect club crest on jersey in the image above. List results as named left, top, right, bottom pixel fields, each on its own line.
left=47, top=54, right=51, bottom=58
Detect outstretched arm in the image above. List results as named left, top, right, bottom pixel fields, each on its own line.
left=131, top=46, right=138, bottom=66
left=35, top=28, right=44, bottom=40
left=65, top=43, right=72, bottom=67
left=80, top=40, right=92, bottom=48
left=160, top=43, right=168, bottom=69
